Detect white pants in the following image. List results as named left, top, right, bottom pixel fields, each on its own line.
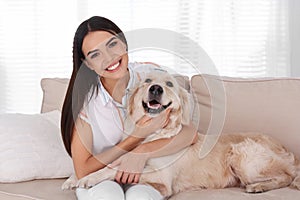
left=76, top=180, right=163, bottom=200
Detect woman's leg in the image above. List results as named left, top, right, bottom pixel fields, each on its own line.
left=76, top=180, right=125, bottom=200
left=125, top=184, right=163, bottom=200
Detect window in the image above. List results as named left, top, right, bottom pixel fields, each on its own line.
left=0, top=0, right=291, bottom=113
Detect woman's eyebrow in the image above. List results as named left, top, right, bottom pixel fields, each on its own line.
left=87, top=49, right=99, bottom=56
left=105, top=37, right=117, bottom=46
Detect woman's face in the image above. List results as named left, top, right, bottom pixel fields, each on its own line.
left=82, top=31, right=128, bottom=80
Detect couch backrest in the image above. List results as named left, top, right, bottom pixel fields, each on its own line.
left=40, top=75, right=189, bottom=113
left=40, top=78, right=69, bottom=113
left=41, top=75, right=300, bottom=157
left=191, top=75, right=300, bottom=158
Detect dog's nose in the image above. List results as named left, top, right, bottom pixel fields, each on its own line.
left=149, top=84, right=163, bottom=96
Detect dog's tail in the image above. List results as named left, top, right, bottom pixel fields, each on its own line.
left=290, top=159, right=300, bottom=190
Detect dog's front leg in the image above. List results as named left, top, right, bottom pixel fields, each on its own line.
left=62, top=174, right=78, bottom=190
left=77, top=167, right=117, bottom=188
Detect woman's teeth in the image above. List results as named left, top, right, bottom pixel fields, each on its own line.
left=106, top=62, right=120, bottom=71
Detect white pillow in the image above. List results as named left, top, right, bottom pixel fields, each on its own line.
left=0, top=110, right=74, bottom=183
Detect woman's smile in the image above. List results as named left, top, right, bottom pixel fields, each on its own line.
left=105, top=58, right=122, bottom=72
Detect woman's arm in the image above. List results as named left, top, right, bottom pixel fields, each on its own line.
left=133, top=122, right=198, bottom=157
left=71, top=110, right=170, bottom=179
left=113, top=122, right=198, bottom=184
left=71, top=118, right=143, bottom=179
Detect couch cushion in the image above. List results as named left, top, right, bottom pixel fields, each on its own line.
left=169, top=187, right=300, bottom=200
left=191, top=75, right=300, bottom=158
left=0, top=180, right=298, bottom=200
left=0, top=179, right=75, bottom=200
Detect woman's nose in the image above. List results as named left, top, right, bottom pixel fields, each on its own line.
left=101, top=49, right=113, bottom=67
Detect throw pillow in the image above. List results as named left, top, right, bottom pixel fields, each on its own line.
left=0, top=110, right=73, bottom=183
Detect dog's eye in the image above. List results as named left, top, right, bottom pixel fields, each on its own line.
left=145, top=78, right=152, bottom=83
left=166, top=81, right=173, bottom=87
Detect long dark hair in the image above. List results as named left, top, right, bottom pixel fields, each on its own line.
left=61, top=16, right=128, bottom=157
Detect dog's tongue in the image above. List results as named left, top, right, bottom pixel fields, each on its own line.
left=148, top=100, right=161, bottom=109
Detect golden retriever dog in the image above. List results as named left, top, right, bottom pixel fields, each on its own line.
left=63, top=69, right=300, bottom=199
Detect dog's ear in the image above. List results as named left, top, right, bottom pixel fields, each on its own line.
left=128, top=87, right=138, bottom=118
left=179, top=87, right=190, bottom=125
left=127, top=86, right=144, bottom=123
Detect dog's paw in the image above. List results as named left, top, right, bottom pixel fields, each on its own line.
left=245, top=183, right=267, bottom=193
left=62, top=175, right=78, bottom=190
left=290, top=176, right=300, bottom=190
left=77, top=176, right=101, bottom=189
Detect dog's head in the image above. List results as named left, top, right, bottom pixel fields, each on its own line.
left=127, top=69, right=190, bottom=137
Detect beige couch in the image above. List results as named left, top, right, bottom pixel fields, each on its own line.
left=1, top=74, right=300, bottom=199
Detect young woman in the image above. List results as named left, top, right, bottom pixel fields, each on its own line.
left=61, top=16, right=197, bottom=200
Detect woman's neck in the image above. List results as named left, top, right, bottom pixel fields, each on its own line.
left=100, top=71, right=130, bottom=103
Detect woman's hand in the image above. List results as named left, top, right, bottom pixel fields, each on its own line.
left=131, top=108, right=171, bottom=139
left=108, top=149, right=150, bottom=184
left=109, top=108, right=170, bottom=184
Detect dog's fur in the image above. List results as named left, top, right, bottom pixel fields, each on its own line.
left=62, top=69, right=300, bottom=198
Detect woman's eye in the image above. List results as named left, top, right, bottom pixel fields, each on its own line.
left=166, top=81, right=173, bottom=87
left=108, top=41, right=118, bottom=48
left=91, top=52, right=100, bottom=59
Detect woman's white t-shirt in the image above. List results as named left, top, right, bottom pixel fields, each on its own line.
left=79, top=62, right=158, bottom=155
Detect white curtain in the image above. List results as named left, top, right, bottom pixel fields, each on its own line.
left=0, top=0, right=291, bottom=113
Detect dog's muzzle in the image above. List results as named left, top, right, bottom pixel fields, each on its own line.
left=149, top=84, right=163, bottom=100
left=142, top=84, right=172, bottom=114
